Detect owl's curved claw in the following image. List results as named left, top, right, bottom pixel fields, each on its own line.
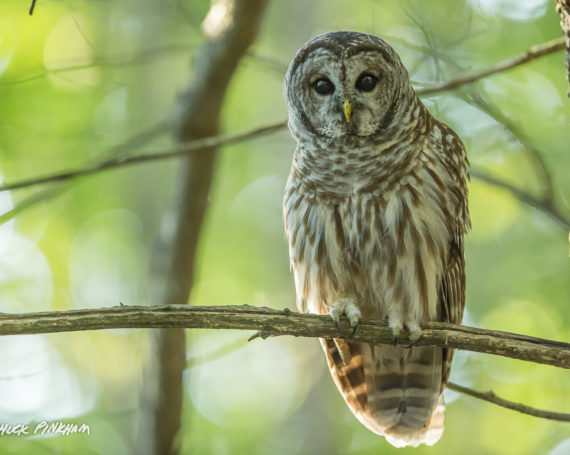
left=392, top=331, right=400, bottom=346
left=351, top=321, right=358, bottom=337
left=330, top=298, right=361, bottom=338
left=333, top=318, right=341, bottom=332
left=389, top=323, right=402, bottom=346
left=405, top=324, right=422, bottom=348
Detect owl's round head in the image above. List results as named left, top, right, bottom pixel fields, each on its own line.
left=285, top=31, right=413, bottom=140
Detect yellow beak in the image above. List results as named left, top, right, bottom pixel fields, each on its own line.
left=344, top=99, right=351, bottom=123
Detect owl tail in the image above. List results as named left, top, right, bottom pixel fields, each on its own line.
left=321, top=339, right=445, bottom=448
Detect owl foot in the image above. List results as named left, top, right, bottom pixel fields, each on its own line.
left=405, top=322, right=422, bottom=348
left=388, top=320, right=422, bottom=348
left=388, top=319, right=402, bottom=346
left=330, top=298, right=361, bottom=337
left=389, top=320, right=422, bottom=347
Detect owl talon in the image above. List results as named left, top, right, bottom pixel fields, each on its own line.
left=330, top=298, right=361, bottom=337
left=351, top=321, right=358, bottom=337
left=389, top=322, right=402, bottom=346
left=405, top=323, right=422, bottom=347
left=333, top=318, right=341, bottom=331
left=391, top=328, right=401, bottom=346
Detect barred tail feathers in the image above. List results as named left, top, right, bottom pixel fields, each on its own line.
left=321, top=339, right=445, bottom=448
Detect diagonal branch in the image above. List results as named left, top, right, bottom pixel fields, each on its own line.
left=416, top=37, right=566, bottom=96
left=0, top=120, right=169, bottom=226
left=464, top=91, right=554, bottom=202
left=446, top=382, right=570, bottom=422
left=0, top=305, right=568, bottom=369
left=470, top=168, right=570, bottom=231
left=0, top=121, right=285, bottom=193
left=0, top=45, right=196, bottom=86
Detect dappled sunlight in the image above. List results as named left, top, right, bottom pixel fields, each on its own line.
left=227, top=174, right=285, bottom=236
left=202, top=1, right=234, bottom=38
left=91, top=88, right=129, bottom=139
left=0, top=335, right=95, bottom=421
left=69, top=209, right=147, bottom=310
left=469, top=0, right=549, bottom=21
left=550, top=438, right=570, bottom=455
left=187, top=332, right=317, bottom=430
left=0, top=232, right=52, bottom=312
left=483, top=69, right=565, bottom=137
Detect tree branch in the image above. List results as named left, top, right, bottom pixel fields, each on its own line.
left=0, top=305, right=568, bottom=369
left=416, top=37, right=566, bottom=96
left=446, top=382, right=570, bottom=422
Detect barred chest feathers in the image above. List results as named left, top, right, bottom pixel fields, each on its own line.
left=283, top=123, right=464, bottom=333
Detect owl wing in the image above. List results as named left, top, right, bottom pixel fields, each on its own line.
left=438, top=228, right=466, bottom=386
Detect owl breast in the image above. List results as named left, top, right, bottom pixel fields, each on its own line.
left=283, top=141, right=454, bottom=329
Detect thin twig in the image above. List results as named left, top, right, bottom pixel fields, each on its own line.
left=465, top=92, right=554, bottom=202
left=0, top=121, right=286, bottom=192
left=0, top=120, right=169, bottom=226
left=471, top=168, right=570, bottom=231
left=187, top=337, right=248, bottom=367
left=417, top=37, right=566, bottom=96
left=0, top=305, right=568, bottom=369
left=0, top=45, right=196, bottom=86
left=447, top=382, right=570, bottom=422
left=29, top=0, right=37, bottom=15
left=245, top=51, right=288, bottom=73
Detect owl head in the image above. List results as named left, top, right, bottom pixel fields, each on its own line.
left=284, top=31, right=413, bottom=140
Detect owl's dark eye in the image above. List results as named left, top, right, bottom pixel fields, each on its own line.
left=356, top=73, right=378, bottom=92
left=313, top=78, right=335, bottom=95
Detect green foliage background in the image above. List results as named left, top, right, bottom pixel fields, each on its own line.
left=0, top=0, right=568, bottom=454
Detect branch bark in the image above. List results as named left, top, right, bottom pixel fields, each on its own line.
left=0, top=305, right=568, bottom=369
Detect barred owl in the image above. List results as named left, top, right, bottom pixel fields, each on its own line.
left=283, top=31, right=470, bottom=448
